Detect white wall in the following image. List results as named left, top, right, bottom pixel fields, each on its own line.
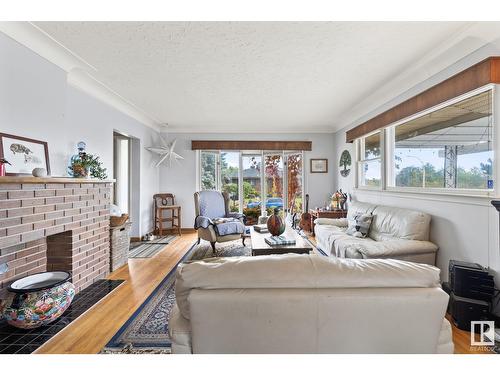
left=332, top=48, right=500, bottom=284
left=0, top=32, right=160, bottom=237
left=159, top=132, right=336, bottom=227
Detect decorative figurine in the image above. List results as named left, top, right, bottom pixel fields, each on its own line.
left=0, top=158, right=11, bottom=177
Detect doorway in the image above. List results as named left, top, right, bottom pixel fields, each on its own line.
left=113, top=132, right=131, bottom=215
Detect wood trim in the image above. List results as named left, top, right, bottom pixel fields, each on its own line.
left=191, top=140, right=312, bottom=151
left=346, top=57, right=500, bottom=142
left=0, top=176, right=115, bottom=184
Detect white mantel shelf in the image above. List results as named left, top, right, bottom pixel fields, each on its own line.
left=0, top=176, right=115, bottom=184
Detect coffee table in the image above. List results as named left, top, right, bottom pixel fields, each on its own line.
left=250, top=225, right=313, bottom=256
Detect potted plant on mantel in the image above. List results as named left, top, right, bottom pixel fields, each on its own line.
left=68, top=153, right=107, bottom=179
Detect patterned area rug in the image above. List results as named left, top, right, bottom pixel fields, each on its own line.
left=101, top=240, right=250, bottom=354
left=128, top=235, right=178, bottom=258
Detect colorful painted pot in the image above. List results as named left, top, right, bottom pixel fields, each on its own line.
left=2, top=271, right=75, bottom=329
left=267, top=208, right=285, bottom=236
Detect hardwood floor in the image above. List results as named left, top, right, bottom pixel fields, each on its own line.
left=36, top=231, right=487, bottom=354
left=35, top=232, right=198, bottom=354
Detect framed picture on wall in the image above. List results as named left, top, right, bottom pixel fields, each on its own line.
left=310, top=158, right=328, bottom=173
left=0, top=133, right=50, bottom=176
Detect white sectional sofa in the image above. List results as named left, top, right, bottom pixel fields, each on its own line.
left=314, top=200, right=438, bottom=265
left=169, top=254, right=453, bottom=354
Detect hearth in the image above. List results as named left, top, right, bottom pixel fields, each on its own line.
left=0, top=279, right=123, bottom=354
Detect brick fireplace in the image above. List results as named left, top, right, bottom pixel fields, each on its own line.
left=0, top=177, right=112, bottom=299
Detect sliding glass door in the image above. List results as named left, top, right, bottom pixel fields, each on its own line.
left=200, top=151, right=218, bottom=190
left=199, top=150, right=304, bottom=222
left=264, top=153, right=284, bottom=216
left=242, top=154, right=262, bottom=224
left=286, top=152, right=303, bottom=213
left=220, top=151, right=240, bottom=213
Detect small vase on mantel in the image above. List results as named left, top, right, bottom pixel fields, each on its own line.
left=68, top=141, right=89, bottom=178
left=266, top=208, right=285, bottom=237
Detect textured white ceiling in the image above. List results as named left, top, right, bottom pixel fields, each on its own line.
left=34, top=22, right=469, bottom=132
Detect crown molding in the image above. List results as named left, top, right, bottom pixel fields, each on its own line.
left=0, top=21, right=161, bottom=132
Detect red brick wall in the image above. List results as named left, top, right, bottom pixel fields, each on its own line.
left=0, top=181, right=111, bottom=299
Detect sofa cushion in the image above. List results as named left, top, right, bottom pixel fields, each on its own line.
left=337, top=237, right=439, bottom=259
left=175, top=254, right=441, bottom=319
left=347, top=200, right=377, bottom=220
left=346, top=213, right=373, bottom=238
left=369, top=205, right=431, bottom=241
left=314, top=218, right=348, bottom=226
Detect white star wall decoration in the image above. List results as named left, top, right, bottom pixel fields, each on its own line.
left=146, top=128, right=184, bottom=167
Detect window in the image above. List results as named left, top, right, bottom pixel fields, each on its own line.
left=264, top=154, right=284, bottom=215
left=199, top=150, right=305, bottom=223
left=390, top=90, right=493, bottom=191
left=242, top=154, right=262, bottom=222
left=220, top=151, right=240, bottom=212
left=286, top=153, right=303, bottom=213
left=200, top=151, right=217, bottom=190
left=357, top=132, right=382, bottom=188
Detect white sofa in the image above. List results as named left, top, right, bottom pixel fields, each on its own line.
left=169, top=254, right=453, bottom=354
left=314, top=201, right=438, bottom=265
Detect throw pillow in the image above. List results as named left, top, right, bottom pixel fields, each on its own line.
left=345, top=213, right=373, bottom=238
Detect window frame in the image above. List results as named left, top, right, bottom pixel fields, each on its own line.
left=356, top=130, right=383, bottom=190
left=354, top=84, right=497, bottom=198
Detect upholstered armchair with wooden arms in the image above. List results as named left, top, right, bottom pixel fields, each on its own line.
left=194, top=190, right=246, bottom=253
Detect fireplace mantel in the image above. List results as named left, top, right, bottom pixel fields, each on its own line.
left=0, top=176, right=115, bottom=184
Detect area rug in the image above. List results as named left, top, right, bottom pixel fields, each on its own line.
left=128, top=235, right=178, bottom=258
left=101, top=240, right=251, bottom=354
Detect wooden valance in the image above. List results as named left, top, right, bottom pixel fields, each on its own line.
left=346, top=56, right=500, bottom=143
left=191, top=140, right=312, bottom=151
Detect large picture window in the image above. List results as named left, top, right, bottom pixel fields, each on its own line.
left=199, top=150, right=304, bottom=224
left=390, top=90, right=493, bottom=191
left=355, top=88, right=495, bottom=195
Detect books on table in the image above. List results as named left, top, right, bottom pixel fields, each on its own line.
left=253, top=224, right=268, bottom=233
left=264, top=236, right=296, bottom=246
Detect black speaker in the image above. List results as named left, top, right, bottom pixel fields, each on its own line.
left=449, top=260, right=494, bottom=302
left=450, top=293, right=490, bottom=331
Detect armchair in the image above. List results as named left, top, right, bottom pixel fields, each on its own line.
left=194, top=190, right=246, bottom=253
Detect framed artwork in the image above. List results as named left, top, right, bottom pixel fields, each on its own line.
left=310, top=158, right=328, bottom=173
left=0, top=133, right=50, bottom=176
left=339, top=150, right=352, bottom=177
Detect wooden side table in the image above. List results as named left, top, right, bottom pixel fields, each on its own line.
left=309, top=209, right=347, bottom=235
left=154, top=193, right=182, bottom=236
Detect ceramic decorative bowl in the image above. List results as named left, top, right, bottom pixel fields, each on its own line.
left=31, top=167, right=47, bottom=177
left=2, top=271, right=75, bottom=329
